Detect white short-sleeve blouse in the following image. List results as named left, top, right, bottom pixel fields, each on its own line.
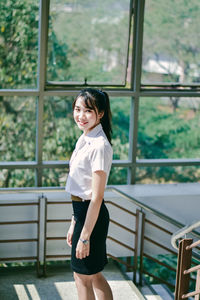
left=65, top=124, right=113, bottom=200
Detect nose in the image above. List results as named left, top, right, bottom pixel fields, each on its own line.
left=78, top=110, right=85, bottom=120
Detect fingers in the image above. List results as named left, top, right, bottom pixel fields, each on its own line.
left=67, top=239, right=72, bottom=247
left=66, top=233, right=72, bottom=247
left=76, top=249, right=89, bottom=259
left=76, top=241, right=90, bottom=259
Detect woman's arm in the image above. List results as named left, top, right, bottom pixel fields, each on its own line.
left=75, top=170, right=107, bottom=259
left=66, top=215, right=76, bottom=247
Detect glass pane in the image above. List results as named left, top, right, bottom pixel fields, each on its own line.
left=142, top=0, right=200, bottom=84
left=0, top=169, right=35, bottom=188
left=42, top=168, right=68, bottom=187
left=0, top=97, right=36, bottom=161
left=108, top=167, right=128, bottom=185
left=43, top=96, right=80, bottom=161
left=42, top=166, right=128, bottom=187
left=47, top=0, right=131, bottom=85
left=136, top=166, right=200, bottom=184
left=0, top=0, right=39, bottom=89
left=137, top=97, right=200, bottom=159
left=111, top=97, right=130, bottom=160
left=43, top=96, right=130, bottom=161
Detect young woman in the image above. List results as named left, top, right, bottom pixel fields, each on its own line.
left=66, top=88, right=113, bottom=300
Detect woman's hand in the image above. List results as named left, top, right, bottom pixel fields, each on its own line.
left=66, top=217, right=76, bottom=247
left=76, top=239, right=90, bottom=259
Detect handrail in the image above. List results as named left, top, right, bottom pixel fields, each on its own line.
left=2, top=185, right=200, bottom=243
left=171, top=220, right=200, bottom=250
left=2, top=185, right=200, bottom=248
left=0, top=185, right=188, bottom=234
left=108, top=186, right=184, bottom=229
left=0, top=186, right=65, bottom=193
left=0, top=185, right=186, bottom=230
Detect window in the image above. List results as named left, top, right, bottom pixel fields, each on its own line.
left=136, top=166, right=200, bottom=184
left=0, top=169, right=35, bottom=188
left=43, top=96, right=78, bottom=161
left=47, top=0, right=133, bottom=86
left=142, top=0, right=200, bottom=85
left=0, top=96, right=36, bottom=161
left=138, top=97, right=200, bottom=159
left=0, top=0, right=39, bottom=89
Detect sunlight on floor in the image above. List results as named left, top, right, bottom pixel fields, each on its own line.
left=14, top=284, right=41, bottom=300
left=54, top=281, right=77, bottom=300
left=145, top=295, right=163, bottom=300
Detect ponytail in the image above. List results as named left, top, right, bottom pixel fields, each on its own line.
left=101, top=91, right=112, bottom=145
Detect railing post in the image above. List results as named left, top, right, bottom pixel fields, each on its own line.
left=132, top=209, right=140, bottom=283
left=43, top=194, right=48, bottom=277
left=175, top=238, right=193, bottom=300
left=139, top=210, right=145, bottom=286
left=38, top=193, right=47, bottom=277
left=36, top=197, right=41, bottom=276
left=195, top=269, right=200, bottom=300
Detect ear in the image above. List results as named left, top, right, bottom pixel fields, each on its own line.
left=99, top=111, right=104, bottom=119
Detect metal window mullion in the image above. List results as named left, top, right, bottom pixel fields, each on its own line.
left=0, top=90, right=39, bottom=96
left=132, top=0, right=145, bottom=92
left=127, top=0, right=145, bottom=184
left=136, top=159, right=200, bottom=167
left=127, top=96, right=139, bottom=184
left=36, top=0, right=50, bottom=186
left=36, top=96, right=44, bottom=186
left=44, top=89, right=136, bottom=97
left=141, top=90, right=200, bottom=97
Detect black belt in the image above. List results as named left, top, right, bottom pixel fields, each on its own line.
left=71, top=195, right=90, bottom=202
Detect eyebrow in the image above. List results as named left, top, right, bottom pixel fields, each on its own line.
left=75, top=104, right=93, bottom=110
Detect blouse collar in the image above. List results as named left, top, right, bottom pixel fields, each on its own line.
left=84, top=123, right=102, bottom=143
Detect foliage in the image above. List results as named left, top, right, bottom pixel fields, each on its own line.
left=143, top=0, right=200, bottom=84
left=137, top=98, right=200, bottom=183
left=142, top=254, right=177, bottom=290
left=48, top=0, right=130, bottom=84
left=0, top=0, right=39, bottom=89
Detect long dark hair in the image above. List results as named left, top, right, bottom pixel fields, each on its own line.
left=73, top=88, right=112, bottom=144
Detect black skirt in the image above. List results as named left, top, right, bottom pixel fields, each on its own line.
left=71, top=200, right=109, bottom=275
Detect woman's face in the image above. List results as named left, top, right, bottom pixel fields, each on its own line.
left=73, top=96, right=103, bottom=135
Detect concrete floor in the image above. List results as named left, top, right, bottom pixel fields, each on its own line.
left=0, top=261, right=144, bottom=300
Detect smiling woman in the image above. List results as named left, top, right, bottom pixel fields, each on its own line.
left=65, top=88, right=113, bottom=300
left=73, top=98, right=103, bottom=135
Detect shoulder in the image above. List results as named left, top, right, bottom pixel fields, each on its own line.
left=92, top=135, right=112, bottom=152
left=89, top=136, right=113, bottom=164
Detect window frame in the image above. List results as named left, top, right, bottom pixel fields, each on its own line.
left=0, top=0, right=200, bottom=188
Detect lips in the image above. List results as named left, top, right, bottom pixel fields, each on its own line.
left=78, top=121, right=88, bottom=126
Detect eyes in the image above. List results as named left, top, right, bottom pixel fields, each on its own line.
left=74, top=107, right=93, bottom=113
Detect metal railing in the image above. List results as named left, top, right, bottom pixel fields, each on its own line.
left=1, top=185, right=199, bottom=292
left=109, top=187, right=184, bottom=288
left=43, top=194, right=140, bottom=280
left=0, top=198, right=41, bottom=275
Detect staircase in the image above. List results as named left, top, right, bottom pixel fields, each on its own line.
left=126, top=271, right=174, bottom=300
left=140, top=284, right=174, bottom=300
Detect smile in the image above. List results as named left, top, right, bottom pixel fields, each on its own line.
left=78, top=121, right=88, bottom=126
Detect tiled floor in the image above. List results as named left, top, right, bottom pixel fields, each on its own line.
left=0, top=261, right=144, bottom=300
